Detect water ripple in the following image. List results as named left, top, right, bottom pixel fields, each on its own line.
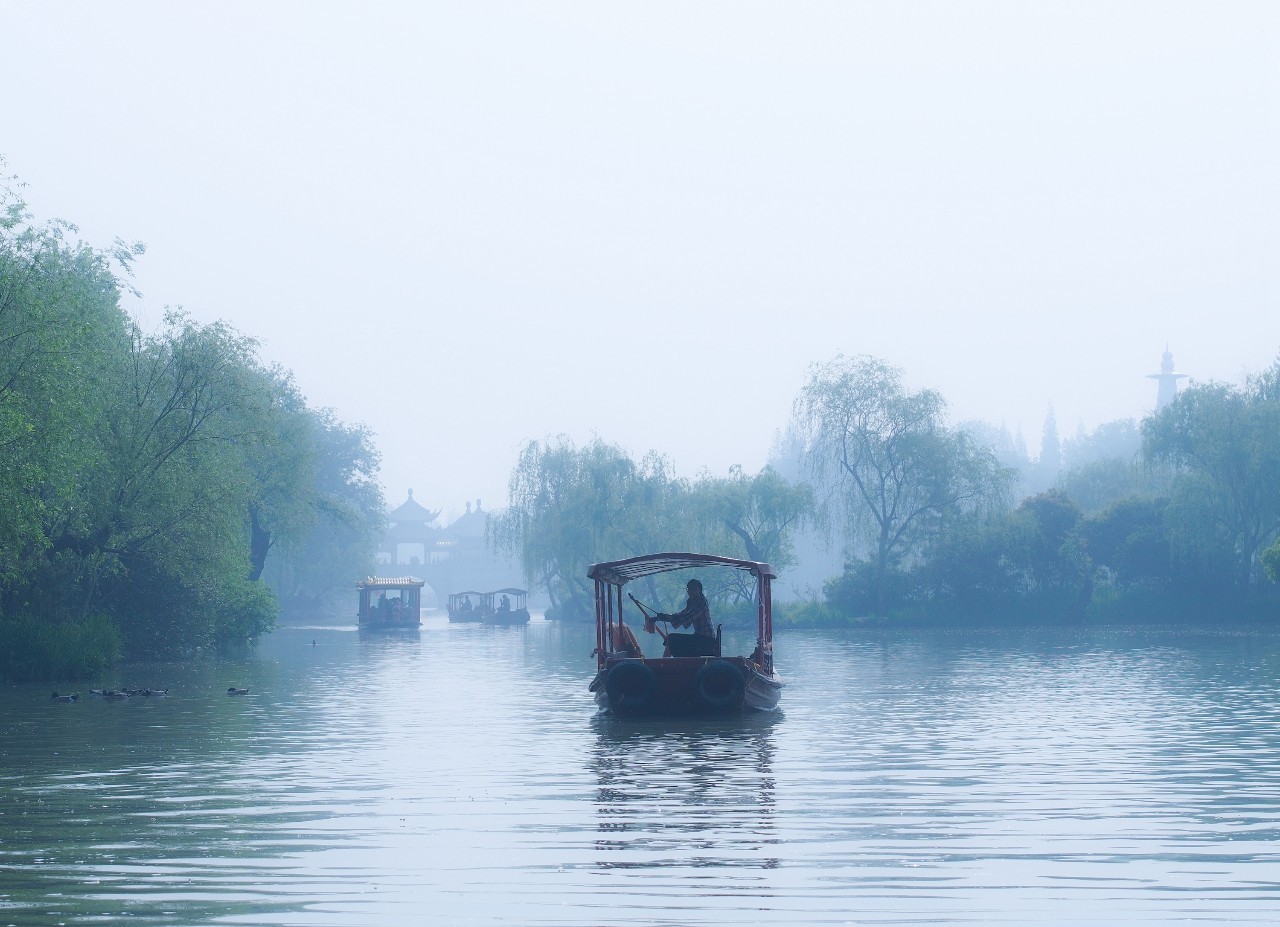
left=1, top=621, right=1278, bottom=925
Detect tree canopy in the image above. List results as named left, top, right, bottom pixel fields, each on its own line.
left=794, top=354, right=1012, bottom=614
left=493, top=436, right=813, bottom=620
left=0, top=170, right=384, bottom=678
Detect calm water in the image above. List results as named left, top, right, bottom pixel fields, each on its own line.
left=2, top=616, right=1280, bottom=926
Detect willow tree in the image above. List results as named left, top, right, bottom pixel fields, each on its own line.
left=794, top=355, right=1012, bottom=615
left=690, top=465, right=813, bottom=605
left=1142, top=362, right=1280, bottom=591
left=493, top=436, right=693, bottom=619
left=261, top=408, right=385, bottom=614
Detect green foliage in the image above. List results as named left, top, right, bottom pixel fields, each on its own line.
left=823, top=558, right=907, bottom=617
left=1062, top=418, right=1142, bottom=471
left=894, top=491, right=1092, bottom=622
left=492, top=436, right=658, bottom=619
left=692, top=465, right=813, bottom=565
left=0, top=612, right=121, bottom=682
left=263, top=410, right=385, bottom=615
left=0, top=168, right=382, bottom=676
left=494, top=437, right=815, bottom=621
left=1080, top=496, right=1172, bottom=586
left=1058, top=457, right=1161, bottom=515
left=0, top=169, right=136, bottom=602
left=690, top=465, right=814, bottom=603
left=1143, top=368, right=1280, bottom=590
left=794, top=354, right=1013, bottom=614
left=773, top=597, right=889, bottom=628
left=1262, top=539, right=1280, bottom=584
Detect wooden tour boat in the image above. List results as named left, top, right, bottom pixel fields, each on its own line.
left=587, top=552, right=783, bottom=715
left=483, top=588, right=531, bottom=625
left=356, top=577, right=424, bottom=630
left=447, top=590, right=489, bottom=622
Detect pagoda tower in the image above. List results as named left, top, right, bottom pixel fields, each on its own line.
left=1146, top=345, right=1187, bottom=412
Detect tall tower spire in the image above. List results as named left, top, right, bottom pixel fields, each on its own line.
left=1147, top=344, right=1187, bottom=412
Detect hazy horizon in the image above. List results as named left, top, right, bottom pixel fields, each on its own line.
left=5, top=2, right=1276, bottom=521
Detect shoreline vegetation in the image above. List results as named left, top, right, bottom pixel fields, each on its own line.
left=1, top=167, right=386, bottom=682
left=4, top=171, right=1278, bottom=682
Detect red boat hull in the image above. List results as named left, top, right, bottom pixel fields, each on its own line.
left=590, top=655, right=783, bottom=715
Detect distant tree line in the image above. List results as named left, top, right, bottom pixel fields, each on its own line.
left=491, top=439, right=813, bottom=621
left=501, top=352, right=1280, bottom=626
left=10, top=168, right=1273, bottom=681
left=0, top=171, right=384, bottom=680
left=810, top=356, right=1280, bottom=624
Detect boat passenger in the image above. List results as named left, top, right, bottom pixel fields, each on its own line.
left=610, top=623, right=643, bottom=657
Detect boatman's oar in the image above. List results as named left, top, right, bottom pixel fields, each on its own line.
left=628, top=593, right=668, bottom=641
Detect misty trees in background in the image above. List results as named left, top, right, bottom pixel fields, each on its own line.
left=236, top=364, right=317, bottom=583
left=495, top=436, right=816, bottom=620
left=1062, top=418, right=1142, bottom=471
left=1142, top=364, right=1280, bottom=593
left=689, top=464, right=814, bottom=607
left=493, top=436, right=679, bottom=619
left=794, top=355, right=1012, bottom=615
left=494, top=436, right=739, bottom=618
left=262, top=410, right=385, bottom=615
left=1053, top=418, right=1156, bottom=515
left=962, top=414, right=1147, bottom=510
left=899, top=490, right=1092, bottom=621
left=1078, top=496, right=1171, bottom=588
left=1031, top=404, right=1062, bottom=491
left=692, top=465, right=813, bottom=567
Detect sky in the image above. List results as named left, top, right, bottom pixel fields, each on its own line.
left=4, top=2, right=1277, bottom=523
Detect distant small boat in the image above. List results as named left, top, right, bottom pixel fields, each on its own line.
left=51, top=692, right=78, bottom=702
left=356, top=577, right=425, bottom=630
left=447, top=590, right=488, bottom=623
left=482, top=588, right=531, bottom=625
left=227, top=687, right=250, bottom=696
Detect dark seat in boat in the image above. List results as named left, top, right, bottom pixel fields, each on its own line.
left=666, top=626, right=721, bottom=658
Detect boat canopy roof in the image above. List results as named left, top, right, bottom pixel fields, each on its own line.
left=490, top=587, right=527, bottom=596
left=356, top=576, right=425, bottom=589
left=588, top=552, right=776, bottom=586
left=450, top=590, right=487, bottom=598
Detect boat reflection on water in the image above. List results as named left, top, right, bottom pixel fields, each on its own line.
left=590, top=712, right=781, bottom=872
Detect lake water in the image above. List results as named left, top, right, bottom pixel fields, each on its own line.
left=2, top=615, right=1279, bottom=926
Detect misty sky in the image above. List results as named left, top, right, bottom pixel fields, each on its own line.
left=4, top=2, right=1277, bottom=522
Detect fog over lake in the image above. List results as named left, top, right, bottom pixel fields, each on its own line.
left=4, top=3, right=1277, bottom=513
left=3, top=8, right=1279, bottom=923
